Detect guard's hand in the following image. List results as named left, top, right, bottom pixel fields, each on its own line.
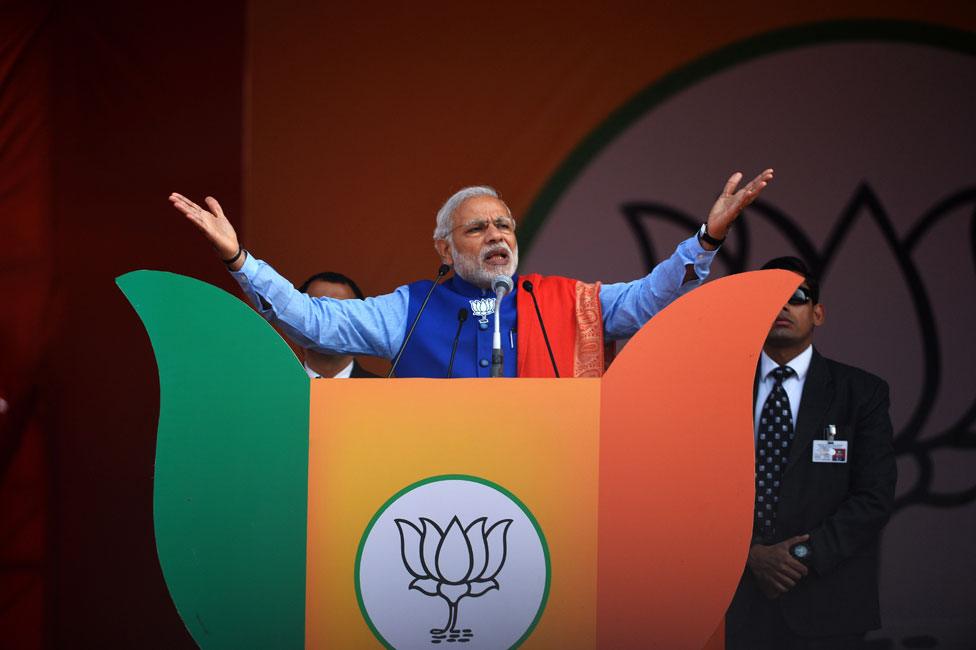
left=747, top=533, right=809, bottom=599
left=169, top=193, right=243, bottom=269
left=702, top=168, right=774, bottom=247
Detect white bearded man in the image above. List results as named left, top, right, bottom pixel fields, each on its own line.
left=169, top=169, right=772, bottom=377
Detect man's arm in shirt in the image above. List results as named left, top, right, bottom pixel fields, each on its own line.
left=231, top=253, right=407, bottom=359
left=600, top=234, right=717, bottom=339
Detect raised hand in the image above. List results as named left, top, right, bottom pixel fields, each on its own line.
left=169, top=193, right=242, bottom=268
left=704, top=168, right=774, bottom=243
left=747, top=533, right=809, bottom=599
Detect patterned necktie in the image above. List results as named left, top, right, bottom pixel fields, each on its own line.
left=755, top=365, right=796, bottom=537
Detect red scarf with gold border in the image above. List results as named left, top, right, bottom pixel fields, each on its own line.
left=516, top=273, right=606, bottom=378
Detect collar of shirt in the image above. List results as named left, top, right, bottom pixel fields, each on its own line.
left=759, top=344, right=813, bottom=384
left=446, top=273, right=520, bottom=298
left=305, top=359, right=355, bottom=379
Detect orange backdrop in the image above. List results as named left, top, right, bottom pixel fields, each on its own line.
left=245, top=1, right=976, bottom=311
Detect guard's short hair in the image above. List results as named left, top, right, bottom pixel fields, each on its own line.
left=761, top=256, right=820, bottom=303
left=297, top=271, right=366, bottom=300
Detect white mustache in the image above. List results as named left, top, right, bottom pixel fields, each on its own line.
left=480, top=242, right=514, bottom=262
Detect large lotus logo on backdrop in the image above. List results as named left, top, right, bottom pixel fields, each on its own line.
left=622, top=183, right=976, bottom=511
left=396, top=515, right=512, bottom=642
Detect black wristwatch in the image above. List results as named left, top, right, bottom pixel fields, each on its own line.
left=790, top=541, right=812, bottom=565
left=697, top=223, right=726, bottom=248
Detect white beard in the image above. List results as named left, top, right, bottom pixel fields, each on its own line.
left=451, top=240, right=519, bottom=289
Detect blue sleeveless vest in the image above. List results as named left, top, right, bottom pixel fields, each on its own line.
left=395, top=274, right=519, bottom=378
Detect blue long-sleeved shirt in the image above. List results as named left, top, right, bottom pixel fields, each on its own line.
left=231, top=234, right=716, bottom=373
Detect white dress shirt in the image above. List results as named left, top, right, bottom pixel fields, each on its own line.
left=754, top=345, right=813, bottom=444
left=304, top=359, right=355, bottom=379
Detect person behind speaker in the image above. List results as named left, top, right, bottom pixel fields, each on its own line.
left=297, top=271, right=378, bottom=379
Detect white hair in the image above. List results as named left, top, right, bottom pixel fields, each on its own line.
left=433, top=185, right=499, bottom=241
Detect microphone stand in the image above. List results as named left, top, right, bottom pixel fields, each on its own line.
left=522, top=280, right=560, bottom=377
left=446, top=308, right=468, bottom=378
left=490, top=275, right=513, bottom=378
left=491, top=302, right=503, bottom=377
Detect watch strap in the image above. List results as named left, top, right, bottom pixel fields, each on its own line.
left=698, top=223, right=725, bottom=247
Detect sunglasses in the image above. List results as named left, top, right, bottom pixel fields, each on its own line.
left=788, top=287, right=813, bottom=305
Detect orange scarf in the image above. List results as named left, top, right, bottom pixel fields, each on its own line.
left=516, top=273, right=606, bottom=378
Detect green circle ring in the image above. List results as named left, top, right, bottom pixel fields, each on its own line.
left=519, top=19, right=976, bottom=258
left=354, top=474, right=552, bottom=650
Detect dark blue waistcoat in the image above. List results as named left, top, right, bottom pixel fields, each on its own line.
left=395, top=274, right=519, bottom=378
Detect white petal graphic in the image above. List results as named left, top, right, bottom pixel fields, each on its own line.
left=420, top=518, right=443, bottom=579
left=395, top=519, right=426, bottom=578
left=468, top=579, right=499, bottom=597
left=465, top=517, right=488, bottom=580
left=408, top=577, right=439, bottom=597
left=481, top=519, right=512, bottom=580
left=436, top=517, right=473, bottom=584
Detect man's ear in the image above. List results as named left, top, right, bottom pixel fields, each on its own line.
left=813, top=303, right=825, bottom=327
left=434, top=239, right=453, bottom=266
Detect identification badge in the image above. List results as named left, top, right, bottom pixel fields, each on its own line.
left=812, top=439, right=848, bottom=463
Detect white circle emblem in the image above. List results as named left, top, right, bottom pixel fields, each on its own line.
left=356, top=476, right=549, bottom=649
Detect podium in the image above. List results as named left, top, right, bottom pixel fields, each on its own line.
left=118, top=269, right=798, bottom=649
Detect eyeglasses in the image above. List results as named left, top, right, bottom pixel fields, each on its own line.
left=453, top=216, right=517, bottom=237
left=788, top=287, right=813, bottom=305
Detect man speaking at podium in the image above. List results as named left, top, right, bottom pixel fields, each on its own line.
left=169, top=169, right=772, bottom=377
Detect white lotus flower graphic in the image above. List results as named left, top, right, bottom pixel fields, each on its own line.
left=395, top=515, right=512, bottom=635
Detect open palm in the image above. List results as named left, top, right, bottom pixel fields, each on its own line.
left=169, top=193, right=240, bottom=261
left=707, top=168, right=774, bottom=238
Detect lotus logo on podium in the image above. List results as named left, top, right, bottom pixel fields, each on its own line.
left=357, top=476, right=549, bottom=649
left=395, top=515, right=512, bottom=643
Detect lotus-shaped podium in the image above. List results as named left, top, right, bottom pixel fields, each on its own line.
left=117, top=268, right=800, bottom=648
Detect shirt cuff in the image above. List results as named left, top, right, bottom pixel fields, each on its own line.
left=676, top=234, right=718, bottom=280
left=228, top=251, right=274, bottom=314
left=231, top=249, right=260, bottom=279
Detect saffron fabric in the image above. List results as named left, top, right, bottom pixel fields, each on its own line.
left=516, top=273, right=605, bottom=378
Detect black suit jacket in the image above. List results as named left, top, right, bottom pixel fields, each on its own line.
left=726, top=348, right=897, bottom=638
left=350, top=361, right=379, bottom=378
left=309, top=360, right=379, bottom=378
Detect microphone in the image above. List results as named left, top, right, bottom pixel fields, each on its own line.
left=522, top=280, right=560, bottom=377
left=388, top=264, right=451, bottom=378
left=446, top=308, right=468, bottom=378
left=490, top=275, right=514, bottom=378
